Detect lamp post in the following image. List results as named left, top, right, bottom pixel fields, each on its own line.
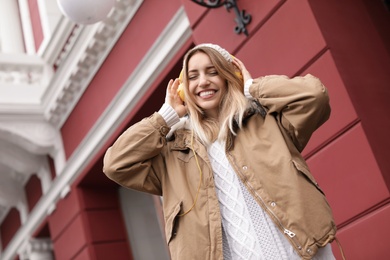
left=191, top=0, right=251, bottom=36
left=57, top=0, right=116, bottom=25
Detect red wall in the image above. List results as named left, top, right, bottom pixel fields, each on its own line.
left=307, top=0, right=390, bottom=258
left=25, top=174, right=43, bottom=212
left=0, top=208, right=21, bottom=250
left=28, top=0, right=43, bottom=51
left=48, top=184, right=131, bottom=259
left=309, top=0, right=390, bottom=187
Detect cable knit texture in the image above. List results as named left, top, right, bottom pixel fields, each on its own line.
left=208, top=141, right=335, bottom=260
left=193, top=43, right=232, bottom=62
left=208, top=141, right=292, bottom=260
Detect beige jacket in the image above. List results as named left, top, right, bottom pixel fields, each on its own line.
left=103, top=74, right=336, bottom=259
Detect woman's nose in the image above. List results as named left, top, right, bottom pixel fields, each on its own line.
left=198, top=74, right=209, bottom=87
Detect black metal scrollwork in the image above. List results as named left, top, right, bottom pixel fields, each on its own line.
left=191, top=0, right=252, bottom=36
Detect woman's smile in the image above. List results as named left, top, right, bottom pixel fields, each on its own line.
left=198, top=89, right=218, bottom=98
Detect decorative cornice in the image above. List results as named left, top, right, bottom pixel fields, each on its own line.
left=0, top=55, right=44, bottom=86
left=44, top=0, right=143, bottom=128
left=0, top=53, right=53, bottom=105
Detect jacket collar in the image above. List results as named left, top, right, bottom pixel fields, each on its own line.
left=167, top=100, right=266, bottom=150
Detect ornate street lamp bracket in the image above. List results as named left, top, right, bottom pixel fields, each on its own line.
left=191, top=0, right=252, bottom=36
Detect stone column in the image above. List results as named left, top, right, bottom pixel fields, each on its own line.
left=0, top=0, right=25, bottom=53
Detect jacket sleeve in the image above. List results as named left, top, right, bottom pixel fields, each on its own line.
left=249, top=74, right=331, bottom=152
left=103, top=112, right=170, bottom=195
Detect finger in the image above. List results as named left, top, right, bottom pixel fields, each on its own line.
left=234, top=57, right=246, bottom=70
left=232, top=56, right=240, bottom=64
left=234, top=56, right=243, bottom=64
left=167, top=79, right=174, bottom=90
left=232, top=59, right=243, bottom=71
left=172, top=78, right=180, bottom=90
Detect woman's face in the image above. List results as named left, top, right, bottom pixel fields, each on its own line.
left=187, top=52, right=227, bottom=119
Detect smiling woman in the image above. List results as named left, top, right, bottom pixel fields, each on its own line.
left=103, top=43, right=338, bottom=260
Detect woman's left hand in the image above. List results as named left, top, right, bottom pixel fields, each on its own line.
left=232, top=57, right=252, bottom=84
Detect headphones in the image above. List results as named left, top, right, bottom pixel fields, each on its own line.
left=177, top=70, right=186, bottom=102
left=176, top=69, right=243, bottom=102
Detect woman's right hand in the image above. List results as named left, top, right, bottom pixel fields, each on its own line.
left=165, top=78, right=187, bottom=117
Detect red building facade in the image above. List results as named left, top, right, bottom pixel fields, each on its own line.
left=0, top=0, right=389, bottom=259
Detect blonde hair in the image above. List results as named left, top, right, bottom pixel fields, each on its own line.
left=181, top=45, right=250, bottom=145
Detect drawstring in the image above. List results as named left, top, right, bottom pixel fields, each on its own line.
left=178, top=130, right=203, bottom=217
left=334, top=236, right=347, bottom=260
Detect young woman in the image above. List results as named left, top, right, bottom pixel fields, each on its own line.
left=103, top=43, right=337, bottom=259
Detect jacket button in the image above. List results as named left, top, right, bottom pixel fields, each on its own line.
left=242, top=165, right=248, bottom=170
left=160, top=126, right=169, bottom=135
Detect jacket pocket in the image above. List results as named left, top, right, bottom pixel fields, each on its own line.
left=165, top=202, right=182, bottom=244
left=170, top=143, right=195, bottom=163
left=292, top=160, right=325, bottom=195
left=176, top=150, right=195, bottom=163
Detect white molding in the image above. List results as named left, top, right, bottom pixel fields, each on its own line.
left=0, top=7, right=191, bottom=260
left=59, top=185, right=70, bottom=199
left=37, top=159, right=52, bottom=194
left=0, top=120, right=62, bottom=155
left=37, top=0, right=51, bottom=43
left=42, top=0, right=144, bottom=128
left=18, top=0, right=36, bottom=54
left=0, top=105, right=45, bottom=121
left=0, top=205, right=8, bottom=228
left=0, top=53, right=54, bottom=105
left=18, top=238, right=53, bottom=260
left=38, top=17, right=76, bottom=64
left=0, top=0, right=24, bottom=53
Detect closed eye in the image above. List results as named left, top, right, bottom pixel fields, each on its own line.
left=188, top=74, right=198, bottom=80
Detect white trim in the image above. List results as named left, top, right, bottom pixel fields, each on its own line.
left=18, top=0, right=36, bottom=54
left=37, top=16, right=74, bottom=60
left=0, top=0, right=24, bottom=53
left=37, top=0, right=51, bottom=43
left=0, top=7, right=191, bottom=260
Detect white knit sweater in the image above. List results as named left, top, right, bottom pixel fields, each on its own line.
left=208, top=141, right=335, bottom=260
